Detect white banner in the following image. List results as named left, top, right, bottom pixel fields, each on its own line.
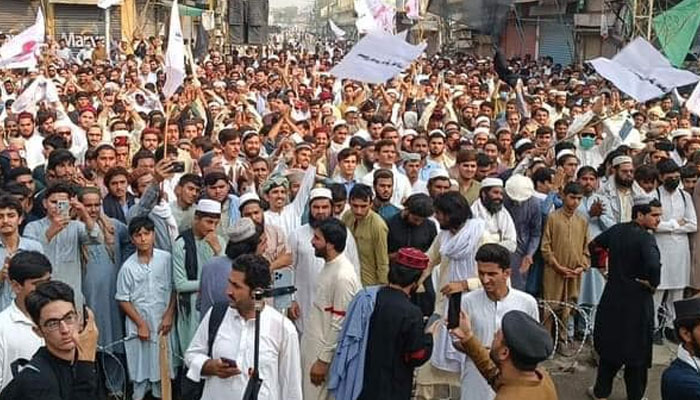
left=0, top=9, right=44, bottom=70
left=330, top=33, right=426, bottom=84
left=12, top=76, right=60, bottom=115
left=163, top=0, right=185, bottom=98
left=588, top=37, right=699, bottom=102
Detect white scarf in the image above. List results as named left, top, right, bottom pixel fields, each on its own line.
left=151, top=200, right=179, bottom=242
left=431, top=219, right=486, bottom=373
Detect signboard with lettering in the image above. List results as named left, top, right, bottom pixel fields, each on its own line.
left=58, top=32, right=106, bottom=49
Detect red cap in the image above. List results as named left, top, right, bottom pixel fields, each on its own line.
left=395, top=248, right=429, bottom=271
left=80, top=106, right=96, bottom=116
left=319, top=91, right=333, bottom=101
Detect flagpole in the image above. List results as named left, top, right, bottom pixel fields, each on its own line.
left=105, top=6, right=111, bottom=63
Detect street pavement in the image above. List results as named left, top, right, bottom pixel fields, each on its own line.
left=548, top=343, right=675, bottom=400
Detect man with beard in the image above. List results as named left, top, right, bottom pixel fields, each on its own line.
left=661, top=297, right=700, bottom=398
left=172, top=199, right=227, bottom=361
left=17, top=112, right=44, bottom=170
left=652, top=159, right=697, bottom=342
left=588, top=196, right=662, bottom=400
left=670, top=129, right=691, bottom=166
left=415, top=192, right=485, bottom=398
left=470, top=178, right=517, bottom=252
left=456, top=244, right=539, bottom=400
left=600, top=155, right=635, bottom=223
left=241, top=129, right=263, bottom=161
left=288, top=188, right=359, bottom=334
left=301, top=218, right=361, bottom=400
left=386, top=194, right=438, bottom=316
left=361, top=140, right=412, bottom=208
left=239, top=192, right=291, bottom=271
left=372, top=169, right=400, bottom=221
left=427, top=130, right=454, bottom=171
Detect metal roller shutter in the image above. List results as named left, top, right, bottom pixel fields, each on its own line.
left=0, top=1, right=39, bottom=36
left=53, top=4, right=121, bottom=51
left=538, top=18, right=575, bottom=66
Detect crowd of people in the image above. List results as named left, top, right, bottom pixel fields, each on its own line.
left=0, top=28, right=697, bottom=400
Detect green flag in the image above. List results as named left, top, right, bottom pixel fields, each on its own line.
left=653, top=0, right=700, bottom=67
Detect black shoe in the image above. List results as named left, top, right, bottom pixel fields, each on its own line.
left=653, top=329, right=664, bottom=345
left=665, top=327, right=680, bottom=344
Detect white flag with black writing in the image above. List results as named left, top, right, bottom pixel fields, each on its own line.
left=163, top=0, right=186, bottom=98
left=330, top=33, right=426, bottom=84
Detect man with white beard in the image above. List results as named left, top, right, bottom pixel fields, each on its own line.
left=287, top=188, right=360, bottom=333
left=470, top=178, right=517, bottom=252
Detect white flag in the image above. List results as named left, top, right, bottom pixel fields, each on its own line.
left=0, top=8, right=44, bottom=70
left=163, top=0, right=185, bottom=98
left=588, top=37, right=699, bottom=102
left=330, top=33, right=426, bottom=84
left=686, top=81, right=700, bottom=117
left=329, top=20, right=346, bottom=38
left=97, top=0, right=122, bottom=9
left=354, top=0, right=395, bottom=34
left=11, top=76, right=60, bottom=115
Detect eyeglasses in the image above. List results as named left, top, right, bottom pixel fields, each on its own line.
left=42, top=311, right=78, bottom=332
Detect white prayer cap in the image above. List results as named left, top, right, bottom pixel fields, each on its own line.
left=386, top=89, right=400, bottom=98
left=475, top=115, right=491, bottom=127
left=196, top=199, right=222, bottom=215
left=612, top=155, right=633, bottom=167
left=236, top=80, right=247, bottom=87
left=505, top=174, right=535, bottom=202
left=345, top=106, right=359, bottom=114
left=628, top=142, right=645, bottom=150
left=111, top=129, right=130, bottom=139
left=429, top=129, right=446, bottom=138
left=514, top=138, right=533, bottom=151
left=332, top=119, right=348, bottom=130
left=473, top=127, right=490, bottom=137
left=428, top=168, right=450, bottom=181
left=310, top=188, right=333, bottom=202
left=481, top=177, right=504, bottom=189
left=633, top=194, right=654, bottom=206
left=692, top=127, right=700, bottom=137
left=671, top=129, right=691, bottom=140
left=239, top=192, right=261, bottom=208
left=54, top=119, right=73, bottom=130
left=402, top=129, right=418, bottom=138
left=555, top=149, right=576, bottom=161
left=555, top=91, right=567, bottom=98
left=213, top=80, right=227, bottom=88
left=208, top=101, right=223, bottom=108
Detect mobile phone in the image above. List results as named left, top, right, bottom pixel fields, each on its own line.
left=57, top=199, right=70, bottom=218
left=221, top=357, right=237, bottom=368
left=273, top=268, right=294, bottom=310
left=169, top=161, right=185, bottom=173
left=447, top=292, right=462, bottom=330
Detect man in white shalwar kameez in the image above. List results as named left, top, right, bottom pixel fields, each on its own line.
left=470, top=178, right=517, bottom=252
left=459, top=243, right=539, bottom=400
left=416, top=191, right=485, bottom=398
left=287, top=188, right=360, bottom=334
left=653, top=159, right=697, bottom=332
left=300, top=218, right=361, bottom=400
left=263, top=166, right=316, bottom=236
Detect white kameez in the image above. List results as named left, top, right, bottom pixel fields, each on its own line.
left=653, top=187, right=697, bottom=289
left=264, top=166, right=317, bottom=237
left=471, top=199, right=518, bottom=252
left=300, top=253, right=361, bottom=400
left=185, top=306, right=302, bottom=400
left=459, top=288, right=539, bottom=400
left=287, top=223, right=360, bottom=334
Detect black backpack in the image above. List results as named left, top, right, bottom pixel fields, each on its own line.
left=180, top=302, right=230, bottom=400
